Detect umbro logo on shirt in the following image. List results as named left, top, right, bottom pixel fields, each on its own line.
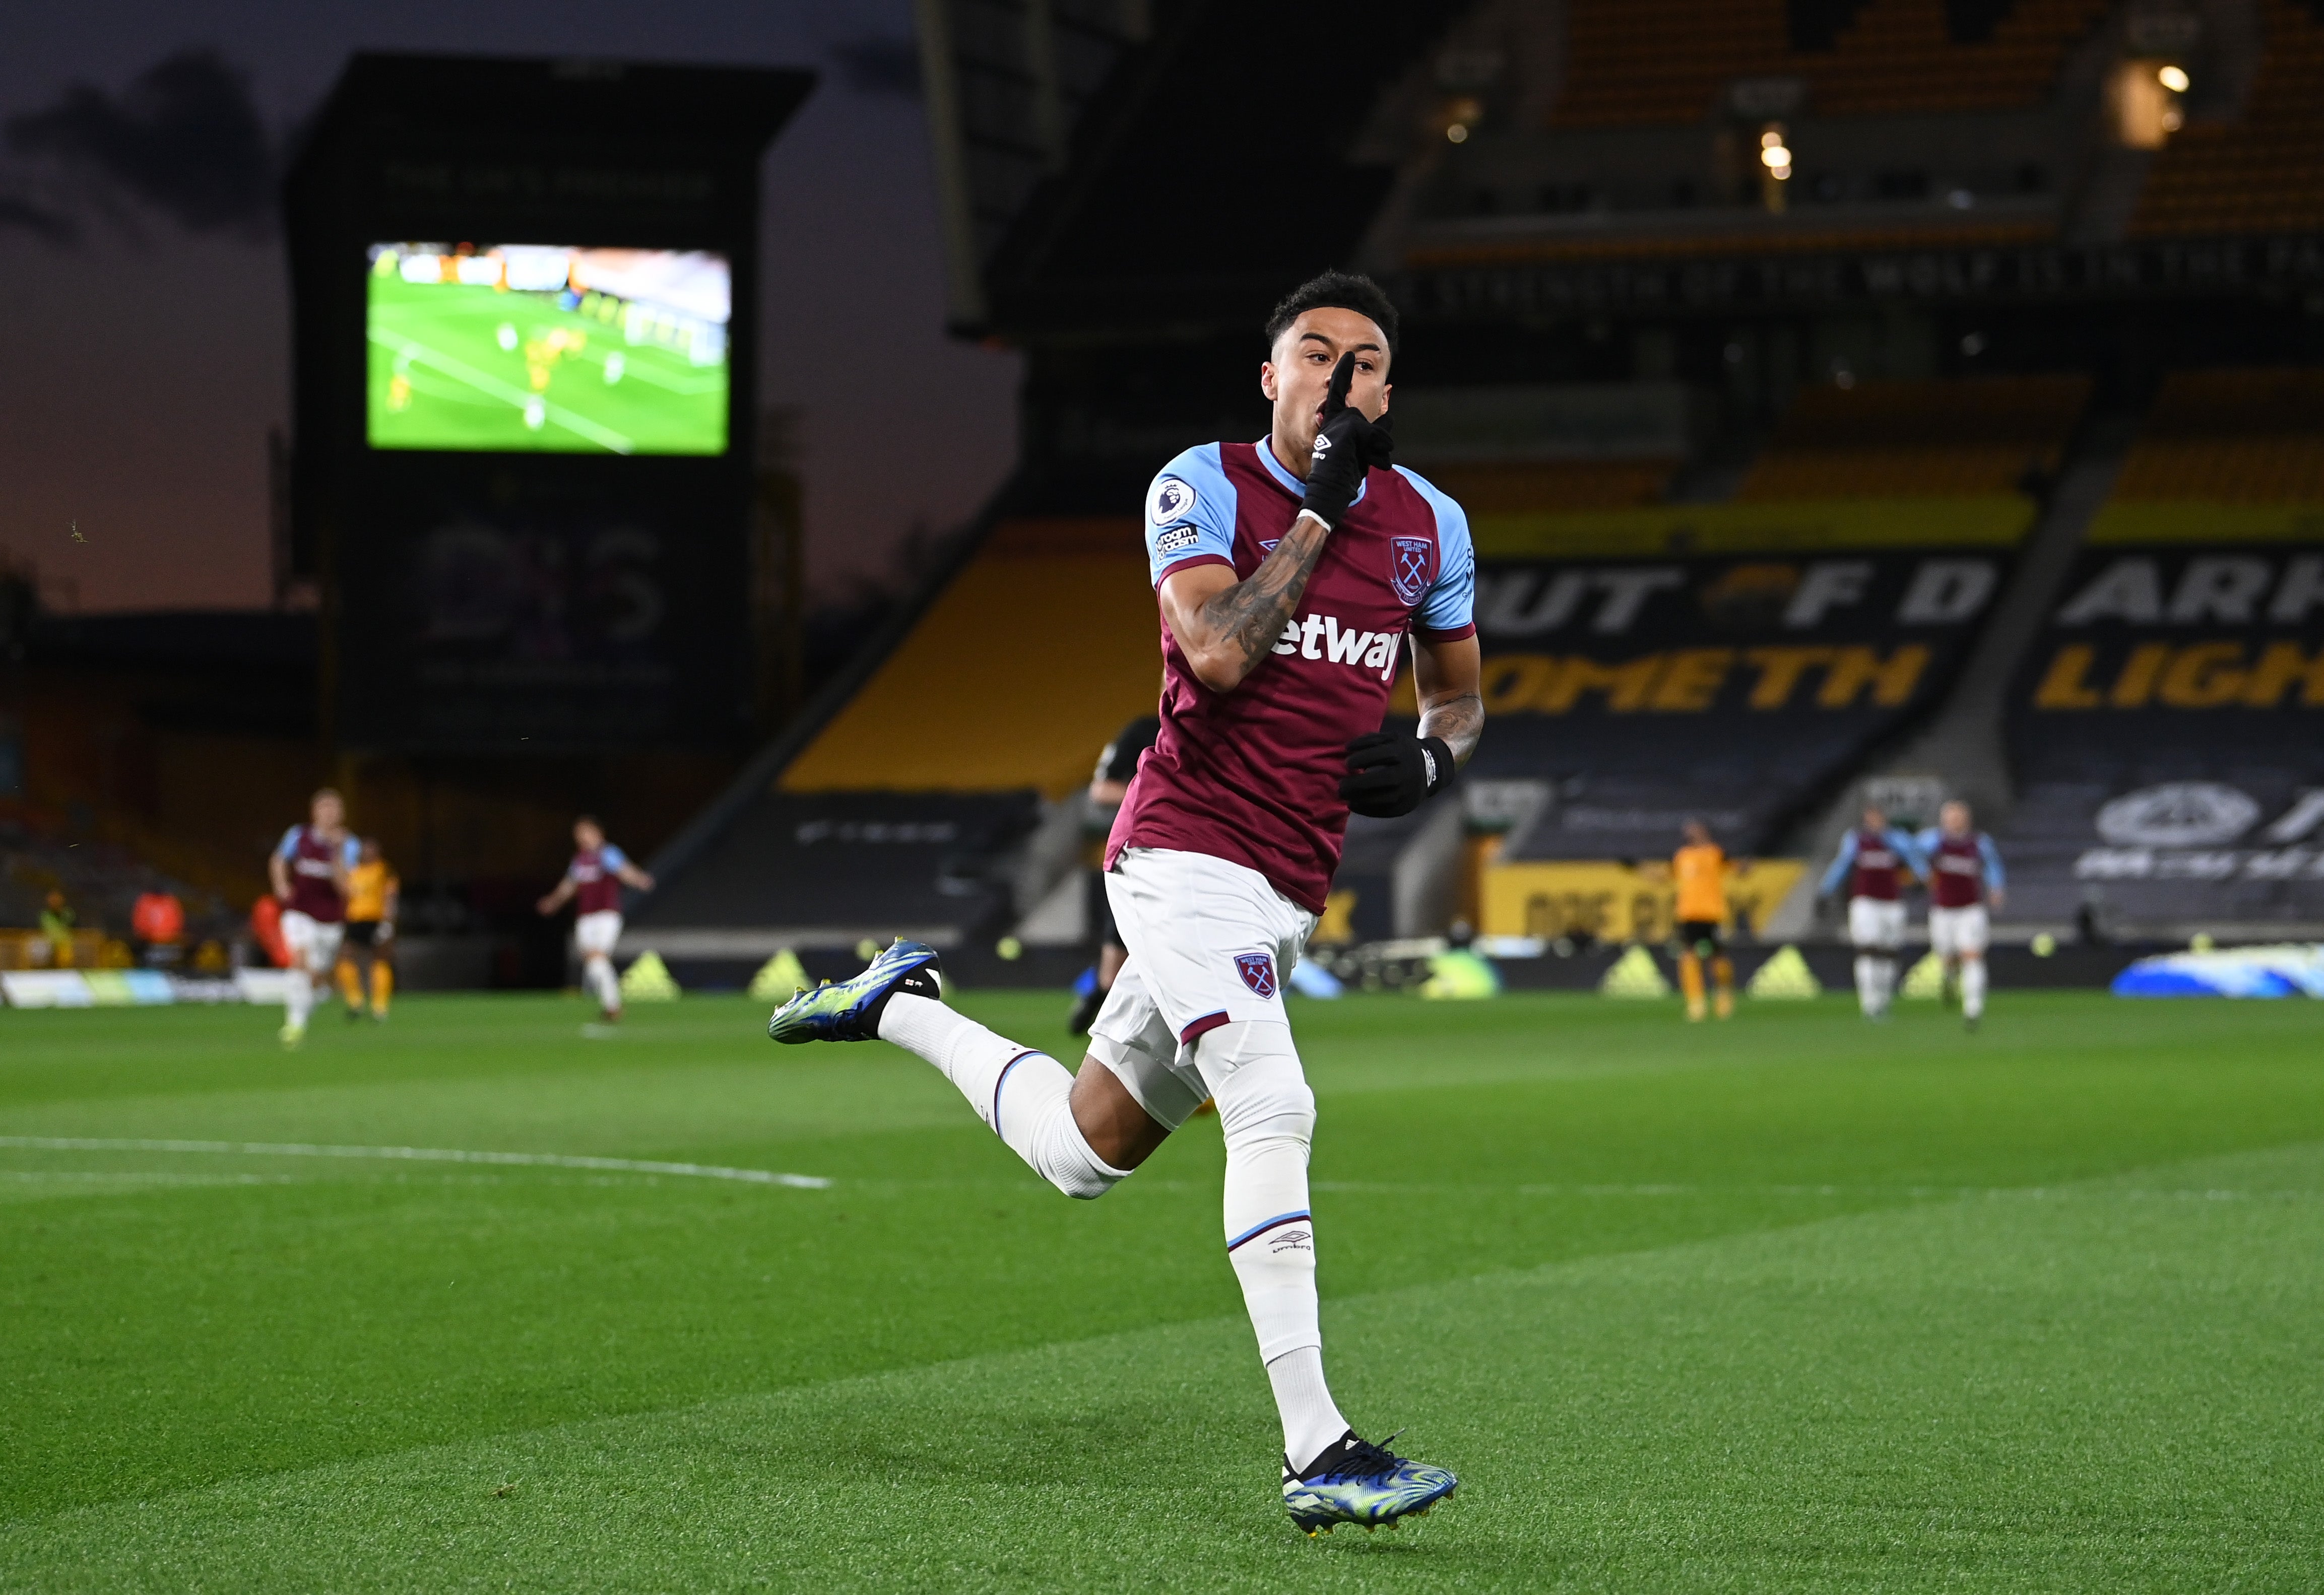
left=1273, top=611, right=1403, bottom=678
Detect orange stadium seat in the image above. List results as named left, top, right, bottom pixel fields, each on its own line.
left=2111, top=368, right=2324, bottom=502
left=1415, top=459, right=1679, bottom=513
left=1735, top=374, right=2090, bottom=499
left=1552, top=0, right=2109, bottom=128
left=2130, top=0, right=2324, bottom=238
left=779, top=519, right=1164, bottom=797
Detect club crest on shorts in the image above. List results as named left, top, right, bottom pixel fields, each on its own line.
left=1390, top=537, right=1433, bottom=605
left=1235, top=952, right=1278, bottom=999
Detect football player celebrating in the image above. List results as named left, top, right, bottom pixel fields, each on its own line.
left=268, top=788, right=358, bottom=1047
left=1916, top=799, right=2006, bottom=1030
left=537, top=817, right=655, bottom=1023
left=1672, top=820, right=1735, bottom=1022
left=1818, top=804, right=1930, bottom=1021
left=768, top=273, right=1477, bottom=1536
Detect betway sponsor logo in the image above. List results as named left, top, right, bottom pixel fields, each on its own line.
left=1273, top=613, right=1403, bottom=679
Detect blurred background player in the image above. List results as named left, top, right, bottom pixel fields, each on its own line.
left=335, top=837, right=400, bottom=1022
left=1819, top=804, right=1928, bottom=1022
left=269, top=787, right=358, bottom=1046
left=537, top=816, right=654, bottom=1023
left=1672, top=820, right=1734, bottom=1022
left=1917, top=800, right=2007, bottom=1031
left=1069, top=712, right=1159, bottom=1035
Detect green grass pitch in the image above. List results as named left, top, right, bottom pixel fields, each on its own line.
left=365, top=275, right=727, bottom=456
left=2, top=990, right=2320, bottom=1590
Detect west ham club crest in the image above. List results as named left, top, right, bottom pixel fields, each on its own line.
left=1390, top=536, right=1433, bottom=605
left=1235, top=952, right=1278, bottom=999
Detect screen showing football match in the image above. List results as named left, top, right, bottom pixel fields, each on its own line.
left=365, top=243, right=730, bottom=455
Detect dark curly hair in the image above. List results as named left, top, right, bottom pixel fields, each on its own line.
left=1263, top=270, right=1399, bottom=359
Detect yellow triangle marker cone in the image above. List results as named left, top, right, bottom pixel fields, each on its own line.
left=1599, top=945, right=1672, bottom=998
left=619, top=951, right=682, bottom=1003
left=1747, top=944, right=1823, bottom=1000
left=747, top=949, right=811, bottom=1004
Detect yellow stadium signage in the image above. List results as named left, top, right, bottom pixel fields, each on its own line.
left=1476, top=645, right=1929, bottom=714
left=2030, top=640, right=2324, bottom=709
left=1480, top=859, right=1807, bottom=944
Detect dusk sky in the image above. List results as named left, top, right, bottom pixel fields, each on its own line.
left=0, top=0, right=1021, bottom=613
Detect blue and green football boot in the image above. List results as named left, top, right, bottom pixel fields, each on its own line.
left=1282, top=1430, right=1457, bottom=1536
left=766, top=939, right=943, bottom=1043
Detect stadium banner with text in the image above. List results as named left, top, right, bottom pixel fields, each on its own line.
left=1998, top=541, right=2324, bottom=934
left=1455, top=541, right=2018, bottom=857
left=1479, top=859, right=1807, bottom=944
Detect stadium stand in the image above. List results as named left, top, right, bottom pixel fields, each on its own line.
left=1734, top=375, right=2090, bottom=499
left=629, top=1, right=2324, bottom=973
left=1552, top=0, right=2110, bottom=128
left=2108, top=368, right=2324, bottom=504
left=1991, top=367, right=2324, bottom=938
left=2129, top=0, right=2324, bottom=238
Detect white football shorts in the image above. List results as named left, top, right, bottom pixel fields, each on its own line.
left=1086, top=847, right=1317, bottom=1132
left=575, top=910, right=623, bottom=958
left=1927, top=904, right=1990, bottom=958
left=279, top=910, right=345, bottom=974
left=1847, top=896, right=1907, bottom=952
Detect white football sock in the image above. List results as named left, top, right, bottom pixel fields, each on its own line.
left=878, top=992, right=1124, bottom=1199
left=1853, top=955, right=1879, bottom=1015
left=1962, top=958, right=1987, bottom=1019
left=284, top=970, right=314, bottom=1030
left=1268, top=1346, right=1351, bottom=1475
left=585, top=956, right=620, bottom=1014
left=1196, top=1018, right=1349, bottom=1465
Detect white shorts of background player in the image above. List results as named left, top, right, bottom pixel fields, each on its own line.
left=1927, top=904, right=1990, bottom=959
left=1847, top=896, right=1908, bottom=952
left=279, top=910, right=345, bottom=975
left=1087, top=847, right=1318, bottom=1132
left=575, top=910, right=624, bottom=958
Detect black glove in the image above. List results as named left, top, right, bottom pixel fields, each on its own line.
left=1338, top=730, right=1453, bottom=819
left=1299, top=353, right=1394, bottom=530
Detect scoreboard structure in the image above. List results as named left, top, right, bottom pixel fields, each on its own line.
left=283, top=54, right=811, bottom=754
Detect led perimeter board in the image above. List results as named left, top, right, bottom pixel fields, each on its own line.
left=283, top=54, right=810, bottom=753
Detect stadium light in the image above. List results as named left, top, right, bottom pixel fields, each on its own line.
left=2158, top=64, right=2190, bottom=92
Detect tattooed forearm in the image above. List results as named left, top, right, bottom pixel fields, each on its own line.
left=1196, top=511, right=1331, bottom=679
left=1419, top=690, right=1484, bottom=766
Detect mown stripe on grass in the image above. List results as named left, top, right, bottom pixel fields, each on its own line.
left=0, top=1137, right=831, bottom=1189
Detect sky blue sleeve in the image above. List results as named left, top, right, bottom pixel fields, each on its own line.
left=1978, top=834, right=2006, bottom=891
left=1142, top=444, right=1238, bottom=587
left=340, top=838, right=361, bottom=868
left=1914, top=826, right=1940, bottom=859
left=276, top=826, right=303, bottom=861
left=1395, top=467, right=1476, bottom=636
left=600, top=844, right=628, bottom=872
left=1819, top=832, right=1859, bottom=896
left=1889, top=828, right=1930, bottom=877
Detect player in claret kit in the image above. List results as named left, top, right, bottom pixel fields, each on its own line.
left=537, top=817, right=655, bottom=1023
left=1819, top=804, right=1930, bottom=1021
left=1917, top=799, right=2007, bottom=1031
left=767, top=272, right=1478, bottom=1536
left=268, top=788, right=359, bottom=1047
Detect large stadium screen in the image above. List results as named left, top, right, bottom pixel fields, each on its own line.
left=365, top=244, right=730, bottom=455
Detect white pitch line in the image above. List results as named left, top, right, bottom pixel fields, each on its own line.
left=0, top=1137, right=830, bottom=1189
